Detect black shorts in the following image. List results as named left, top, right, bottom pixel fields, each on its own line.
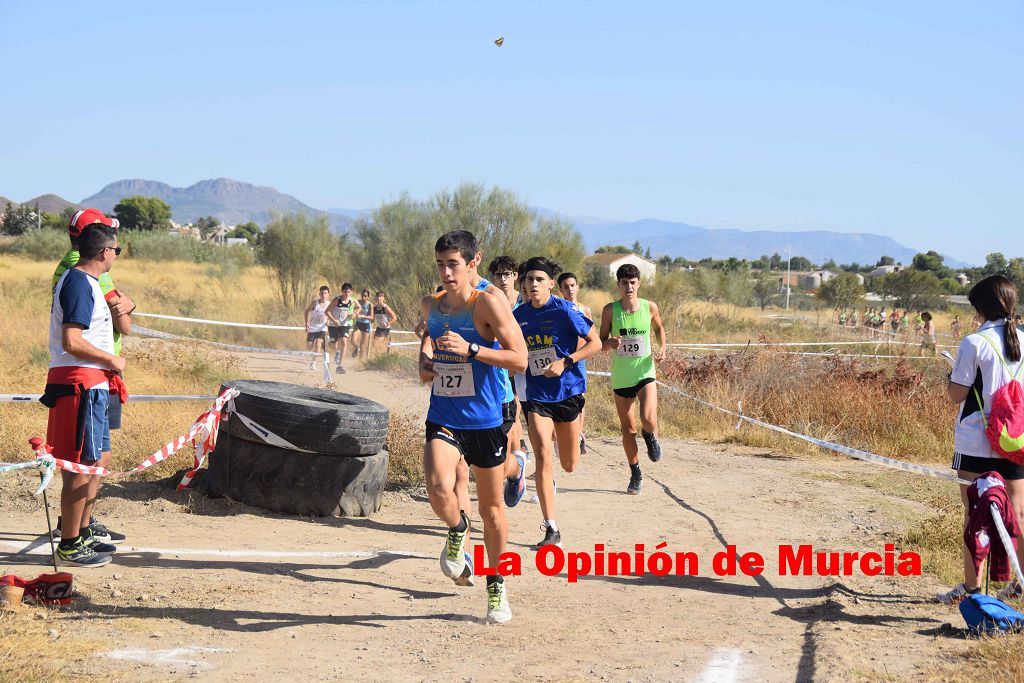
left=523, top=394, right=585, bottom=423
left=374, top=327, right=392, bottom=338
left=425, top=421, right=507, bottom=469
left=356, top=321, right=372, bottom=333
left=328, top=325, right=352, bottom=342
left=107, top=393, right=123, bottom=430
left=952, top=453, right=1024, bottom=480
left=613, top=377, right=656, bottom=399
left=501, top=400, right=516, bottom=434
left=306, top=331, right=326, bottom=343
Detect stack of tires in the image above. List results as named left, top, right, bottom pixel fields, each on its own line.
left=206, top=380, right=390, bottom=517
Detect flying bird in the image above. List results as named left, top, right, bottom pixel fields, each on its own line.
left=494, top=37, right=504, bottom=47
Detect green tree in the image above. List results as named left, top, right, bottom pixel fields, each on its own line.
left=228, top=220, right=262, bottom=244
left=113, top=196, right=172, bottom=231
left=816, top=272, right=865, bottom=312
left=582, top=259, right=614, bottom=291
left=912, top=250, right=953, bottom=279
left=877, top=255, right=896, bottom=267
left=879, top=269, right=945, bottom=311
left=595, top=245, right=632, bottom=254
left=1, top=202, right=38, bottom=235
left=631, top=240, right=643, bottom=255
left=752, top=270, right=778, bottom=310
left=790, top=256, right=813, bottom=271
left=983, top=252, right=1010, bottom=278
left=196, top=216, right=221, bottom=240
left=260, top=212, right=338, bottom=308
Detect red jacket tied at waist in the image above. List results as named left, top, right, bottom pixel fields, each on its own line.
left=40, top=366, right=128, bottom=462
left=964, top=471, right=1022, bottom=582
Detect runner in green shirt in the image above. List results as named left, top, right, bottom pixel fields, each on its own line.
left=599, top=263, right=668, bottom=495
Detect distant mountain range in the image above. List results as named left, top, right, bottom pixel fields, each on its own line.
left=2, top=193, right=81, bottom=214
left=568, top=217, right=969, bottom=269
left=3, top=177, right=966, bottom=266
left=80, top=178, right=353, bottom=233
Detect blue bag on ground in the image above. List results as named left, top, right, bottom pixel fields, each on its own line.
left=959, top=594, right=1024, bottom=634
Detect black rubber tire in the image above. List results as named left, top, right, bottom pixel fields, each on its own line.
left=206, top=430, right=388, bottom=517
left=220, top=380, right=389, bottom=456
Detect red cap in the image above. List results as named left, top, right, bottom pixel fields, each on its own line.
left=68, top=208, right=119, bottom=238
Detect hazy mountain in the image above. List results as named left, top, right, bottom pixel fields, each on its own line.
left=81, top=178, right=350, bottom=232
left=23, top=194, right=81, bottom=214
left=570, top=216, right=969, bottom=269
left=0, top=194, right=80, bottom=214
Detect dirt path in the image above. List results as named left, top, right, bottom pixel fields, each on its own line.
left=1, top=351, right=967, bottom=681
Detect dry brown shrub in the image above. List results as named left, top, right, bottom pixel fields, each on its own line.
left=385, top=412, right=423, bottom=488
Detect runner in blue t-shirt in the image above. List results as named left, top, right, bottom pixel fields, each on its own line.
left=513, top=256, right=602, bottom=549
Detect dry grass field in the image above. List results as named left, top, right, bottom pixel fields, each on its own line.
left=0, top=254, right=1018, bottom=680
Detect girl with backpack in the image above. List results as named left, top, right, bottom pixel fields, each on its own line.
left=938, top=275, right=1024, bottom=605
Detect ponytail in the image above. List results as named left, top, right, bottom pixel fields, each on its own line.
left=1006, top=315, right=1022, bottom=363
left=969, top=275, right=1021, bottom=362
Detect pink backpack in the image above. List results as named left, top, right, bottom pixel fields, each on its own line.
left=975, top=334, right=1024, bottom=464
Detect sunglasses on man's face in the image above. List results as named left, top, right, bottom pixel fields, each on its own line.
left=493, top=271, right=516, bottom=279
left=105, top=246, right=122, bottom=256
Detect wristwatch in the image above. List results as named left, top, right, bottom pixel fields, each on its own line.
left=564, top=355, right=576, bottom=367
left=468, top=343, right=480, bottom=358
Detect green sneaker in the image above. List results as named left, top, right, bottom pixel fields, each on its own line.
left=56, top=537, right=112, bottom=568
left=486, top=579, right=512, bottom=624
left=439, top=511, right=469, bottom=579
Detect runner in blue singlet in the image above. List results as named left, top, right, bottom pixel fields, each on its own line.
left=419, top=230, right=527, bottom=625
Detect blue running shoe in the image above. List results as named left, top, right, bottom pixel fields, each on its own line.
left=503, top=453, right=527, bottom=507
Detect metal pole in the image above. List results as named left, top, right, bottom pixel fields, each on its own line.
left=785, top=247, right=792, bottom=310
left=39, top=473, right=59, bottom=573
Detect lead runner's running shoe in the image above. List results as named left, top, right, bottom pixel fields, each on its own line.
left=439, top=511, right=470, bottom=579
left=485, top=579, right=512, bottom=624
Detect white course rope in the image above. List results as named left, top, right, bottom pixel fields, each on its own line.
left=1, top=394, right=215, bottom=403
left=134, top=325, right=319, bottom=357
left=135, top=312, right=416, bottom=335
left=586, top=370, right=969, bottom=485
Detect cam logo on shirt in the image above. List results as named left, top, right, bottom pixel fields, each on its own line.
left=526, top=334, right=554, bottom=347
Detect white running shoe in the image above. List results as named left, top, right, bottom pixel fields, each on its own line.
left=485, top=580, right=512, bottom=624
left=439, top=513, right=469, bottom=579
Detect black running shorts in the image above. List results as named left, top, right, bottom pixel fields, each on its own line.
left=523, top=394, right=585, bottom=423
left=613, top=377, right=656, bottom=399
left=306, top=331, right=326, bottom=343
left=952, top=453, right=1024, bottom=480
left=500, top=400, right=516, bottom=434
left=425, top=421, right=507, bottom=469
left=328, top=325, right=352, bottom=342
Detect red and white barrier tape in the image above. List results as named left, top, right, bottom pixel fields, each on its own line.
left=15, top=388, right=239, bottom=491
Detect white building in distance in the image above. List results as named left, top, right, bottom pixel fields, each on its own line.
left=585, top=253, right=658, bottom=281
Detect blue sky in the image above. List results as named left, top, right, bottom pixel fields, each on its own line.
left=1, top=1, right=1020, bottom=264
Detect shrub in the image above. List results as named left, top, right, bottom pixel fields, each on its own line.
left=3, top=228, right=68, bottom=261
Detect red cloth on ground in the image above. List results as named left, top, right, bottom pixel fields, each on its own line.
left=964, top=471, right=1022, bottom=582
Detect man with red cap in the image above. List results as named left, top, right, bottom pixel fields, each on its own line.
left=50, top=208, right=133, bottom=548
